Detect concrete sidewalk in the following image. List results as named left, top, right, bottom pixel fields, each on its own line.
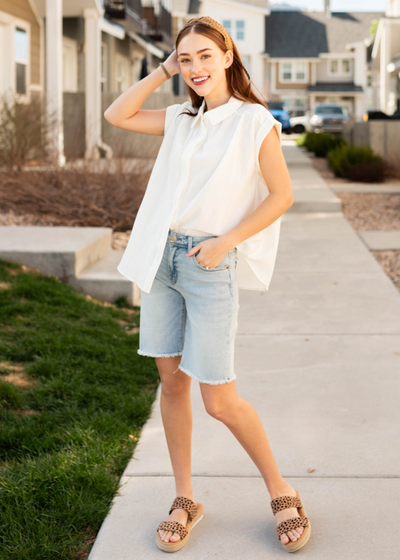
left=88, top=142, right=400, bottom=559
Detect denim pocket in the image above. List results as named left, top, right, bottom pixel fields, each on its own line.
left=192, top=250, right=230, bottom=272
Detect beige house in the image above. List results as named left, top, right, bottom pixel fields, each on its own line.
left=0, top=0, right=174, bottom=163
left=371, top=0, right=400, bottom=115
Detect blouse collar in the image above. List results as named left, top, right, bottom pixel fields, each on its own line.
left=190, top=95, right=244, bottom=129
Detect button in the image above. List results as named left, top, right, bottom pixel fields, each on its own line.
left=171, top=235, right=177, bottom=241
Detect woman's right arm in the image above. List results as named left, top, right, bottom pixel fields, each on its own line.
left=103, top=51, right=180, bottom=136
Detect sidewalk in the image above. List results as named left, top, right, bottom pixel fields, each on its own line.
left=88, top=141, right=400, bottom=559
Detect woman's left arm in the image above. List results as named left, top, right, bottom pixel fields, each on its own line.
left=218, top=125, right=293, bottom=252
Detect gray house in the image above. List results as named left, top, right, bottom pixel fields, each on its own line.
left=263, top=3, right=383, bottom=118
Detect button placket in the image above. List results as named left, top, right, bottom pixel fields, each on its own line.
left=166, top=121, right=207, bottom=231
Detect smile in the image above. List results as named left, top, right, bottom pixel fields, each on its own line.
left=192, top=76, right=210, bottom=85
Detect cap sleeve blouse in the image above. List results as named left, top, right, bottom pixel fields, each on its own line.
left=117, top=97, right=284, bottom=294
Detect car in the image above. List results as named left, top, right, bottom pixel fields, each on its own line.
left=268, top=101, right=291, bottom=133
left=290, top=111, right=311, bottom=134
left=309, top=104, right=349, bottom=134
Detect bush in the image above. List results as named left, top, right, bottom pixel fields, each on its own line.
left=303, top=132, right=346, bottom=157
left=0, top=93, right=57, bottom=172
left=328, top=145, right=385, bottom=182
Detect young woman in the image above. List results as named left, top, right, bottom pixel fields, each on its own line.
left=104, top=16, right=311, bottom=554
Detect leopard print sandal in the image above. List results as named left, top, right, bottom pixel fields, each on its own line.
left=270, top=489, right=311, bottom=552
left=156, top=496, right=204, bottom=552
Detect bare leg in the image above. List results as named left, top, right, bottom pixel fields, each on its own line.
left=155, top=356, right=198, bottom=543
left=200, top=380, right=304, bottom=545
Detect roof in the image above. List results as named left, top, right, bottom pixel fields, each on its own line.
left=265, top=11, right=384, bottom=58
left=308, top=82, right=363, bottom=93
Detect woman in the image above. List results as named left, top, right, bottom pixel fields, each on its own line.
left=104, top=16, right=311, bottom=554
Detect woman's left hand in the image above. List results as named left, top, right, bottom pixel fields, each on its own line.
left=186, top=238, right=230, bottom=269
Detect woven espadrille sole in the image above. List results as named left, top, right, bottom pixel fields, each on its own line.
left=281, top=490, right=311, bottom=553
left=156, top=503, right=204, bottom=553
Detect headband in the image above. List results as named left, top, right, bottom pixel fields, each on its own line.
left=183, top=16, right=234, bottom=53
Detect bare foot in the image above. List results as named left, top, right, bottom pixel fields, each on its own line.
left=158, top=495, right=197, bottom=543
left=270, top=483, right=304, bottom=545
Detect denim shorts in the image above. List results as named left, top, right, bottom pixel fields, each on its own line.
left=138, top=229, right=239, bottom=384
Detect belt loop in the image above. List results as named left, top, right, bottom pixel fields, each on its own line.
left=188, top=235, right=193, bottom=251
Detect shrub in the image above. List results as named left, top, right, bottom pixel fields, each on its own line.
left=0, top=93, right=56, bottom=172
left=328, top=145, right=384, bottom=182
left=303, top=132, right=346, bottom=157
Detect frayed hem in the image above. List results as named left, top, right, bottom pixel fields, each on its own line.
left=137, top=350, right=183, bottom=358
left=177, top=364, right=236, bottom=385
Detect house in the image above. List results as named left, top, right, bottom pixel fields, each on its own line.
left=263, top=1, right=384, bottom=119
left=371, top=0, right=400, bottom=115
left=170, top=0, right=270, bottom=98
left=0, top=0, right=174, bottom=163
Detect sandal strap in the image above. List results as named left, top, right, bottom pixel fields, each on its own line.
left=157, top=520, right=188, bottom=540
left=276, top=516, right=309, bottom=539
left=169, top=496, right=197, bottom=520
left=270, top=495, right=302, bottom=514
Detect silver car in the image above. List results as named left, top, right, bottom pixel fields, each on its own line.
left=310, top=104, right=349, bottom=134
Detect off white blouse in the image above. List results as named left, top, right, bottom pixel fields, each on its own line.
left=117, top=95, right=282, bottom=293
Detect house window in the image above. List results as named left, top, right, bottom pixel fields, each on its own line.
left=101, top=42, right=108, bottom=92
left=342, top=59, right=350, bottom=74
left=15, top=27, right=28, bottom=94
left=222, top=20, right=231, bottom=34
left=330, top=60, right=338, bottom=74
left=329, top=59, right=351, bottom=75
left=236, top=20, right=245, bottom=40
left=281, top=96, right=307, bottom=115
left=280, top=62, right=308, bottom=83
left=282, top=62, right=292, bottom=80
left=295, top=63, right=306, bottom=81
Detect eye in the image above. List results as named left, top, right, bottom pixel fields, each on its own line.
left=180, top=54, right=210, bottom=63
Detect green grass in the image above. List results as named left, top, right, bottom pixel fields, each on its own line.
left=295, top=133, right=307, bottom=146
left=0, top=259, right=159, bottom=560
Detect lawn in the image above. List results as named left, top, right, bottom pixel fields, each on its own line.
left=0, top=258, right=159, bottom=560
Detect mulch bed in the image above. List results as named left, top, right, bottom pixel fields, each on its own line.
left=310, top=155, right=400, bottom=290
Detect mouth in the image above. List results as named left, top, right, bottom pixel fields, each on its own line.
left=191, top=76, right=210, bottom=85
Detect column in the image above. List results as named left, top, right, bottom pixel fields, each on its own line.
left=46, top=0, right=65, bottom=166
left=380, top=22, right=391, bottom=113
left=84, top=9, right=101, bottom=159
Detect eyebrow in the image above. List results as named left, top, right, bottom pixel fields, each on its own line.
left=177, top=48, right=213, bottom=58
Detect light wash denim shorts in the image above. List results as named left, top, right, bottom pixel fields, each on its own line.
left=138, top=229, right=239, bottom=384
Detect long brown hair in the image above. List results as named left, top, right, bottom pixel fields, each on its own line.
left=175, top=20, right=268, bottom=116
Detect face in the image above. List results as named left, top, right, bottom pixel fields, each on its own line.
left=177, top=31, right=232, bottom=95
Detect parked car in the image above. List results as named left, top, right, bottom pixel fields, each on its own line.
left=309, top=104, right=349, bottom=134
left=290, top=111, right=311, bottom=134
left=268, top=101, right=291, bottom=133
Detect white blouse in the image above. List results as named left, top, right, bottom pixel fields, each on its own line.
left=117, top=95, right=282, bottom=293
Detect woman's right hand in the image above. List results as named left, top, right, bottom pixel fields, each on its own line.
left=163, top=50, right=180, bottom=77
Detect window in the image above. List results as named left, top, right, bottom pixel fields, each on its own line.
left=280, top=61, right=308, bottom=83
left=329, top=59, right=351, bottom=76
left=341, top=59, right=350, bottom=74
left=222, top=20, right=231, bottom=34
left=281, top=96, right=307, bottom=115
left=282, top=63, right=292, bottom=80
left=236, top=20, right=245, bottom=40
left=330, top=60, right=338, bottom=74
left=295, top=62, right=306, bottom=81
left=15, top=27, right=28, bottom=94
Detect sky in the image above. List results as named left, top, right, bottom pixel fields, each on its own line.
left=271, top=0, right=386, bottom=11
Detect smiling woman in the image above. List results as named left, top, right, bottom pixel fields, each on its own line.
left=103, top=15, right=310, bottom=555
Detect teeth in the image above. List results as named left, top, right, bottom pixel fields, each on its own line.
left=193, top=77, right=208, bottom=83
